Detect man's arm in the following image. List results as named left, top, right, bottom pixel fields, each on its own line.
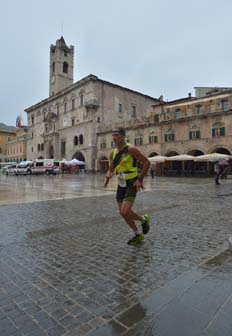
left=128, top=146, right=150, bottom=190
left=104, top=151, right=115, bottom=187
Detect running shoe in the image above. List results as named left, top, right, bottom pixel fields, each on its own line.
left=127, top=234, right=144, bottom=245
left=141, top=214, right=150, bottom=234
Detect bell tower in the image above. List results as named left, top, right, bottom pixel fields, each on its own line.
left=49, top=36, right=74, bottom=96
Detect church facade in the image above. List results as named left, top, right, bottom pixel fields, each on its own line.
left=25, top=37, right=160, bottom=170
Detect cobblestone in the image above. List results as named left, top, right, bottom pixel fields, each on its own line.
left=0, top=175, right=232, bottom=334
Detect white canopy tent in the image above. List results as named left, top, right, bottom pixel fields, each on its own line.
left=165, top=154, right=195, bottom=161
left=148, top=155, right=167, bottom=163
left=194, top=153, right=232, bottom=162
left=66, top=158, right=85, bottom=166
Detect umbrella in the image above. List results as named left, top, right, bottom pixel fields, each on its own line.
left=218, top=160, right=229, bottom=166
left=166, top=154, right=195, bottom=161
left=194, top=153, right=232, bottom=162
left=66, top=158, right=85, bottom=165
left=148, top=155, right=166, bottom=163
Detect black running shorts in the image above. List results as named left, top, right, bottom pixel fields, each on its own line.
left=116, top=177, right=137, bottom=203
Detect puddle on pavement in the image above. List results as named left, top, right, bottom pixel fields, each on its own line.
left=205, top=249, right=232, bottom=266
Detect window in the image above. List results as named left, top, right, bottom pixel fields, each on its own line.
left=189, top=130, right=200, bottom=139
left=64, top=102, right=67, bottom=113
left=212, top=127, right=225, bottom=137
left=36, top=162, right=43, bottom=167
left=196, top=105, right=203, bottom=115
left=61, top=141, right=66, bottom=157
left=79, top=134, right=84, bottom=145
left=32, top=132, right=34, bottom=138
left=100, top=142, right=106, bottom=149
left=72, top=118, right=75, bottom=126
left=221, top=99, right=229, bottom=110
left=118, top=103, right=123, bottom=113
left=38, top=144, right=41, bottom=151
left=80, top=95, right=84, bottom=106
left=131, top=105, right=136, bottom=117
left=31, top=147, right=33, bottom=152
left=52, top=62, right=55, bottom=73
left=63, top=62, right=68, bottom=73
left=134, top=137, right=143, bottom=146
left=74, top=136, right=78, bottom=146
left=31, top=115, right=34, bottom=125
left=56, top=105, right=60, bottom=114
left=149, top=135, right=158, bottom=144
left=72, top=98, right=75, bottom=111
left=175, top=108, right=181, bottom=119
left=41, top=143, right=44, bottom=151
left=97, top=117, right=101, bottom=123
left=164, top=133, right=175, bottom=142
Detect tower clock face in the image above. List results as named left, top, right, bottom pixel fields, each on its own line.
left=51, top=75, right=56, bottom=84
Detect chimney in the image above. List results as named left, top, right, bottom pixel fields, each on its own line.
left=188, top=92, right=191, bottom=98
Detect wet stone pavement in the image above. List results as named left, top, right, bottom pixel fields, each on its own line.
left=0, top=174, right=232, bottom=335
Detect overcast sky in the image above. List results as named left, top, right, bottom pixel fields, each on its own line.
left=1, top=0, right=232, bottom=126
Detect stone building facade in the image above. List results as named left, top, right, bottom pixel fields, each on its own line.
left=25, top=37, right=160, bottom=170
left=97, top=87, right=232, bottom=172
left=6, top=126, right=27, bottom=162
left=151, top=88, right=232, bottom=157
left=0, top=129, right=16, bottom=162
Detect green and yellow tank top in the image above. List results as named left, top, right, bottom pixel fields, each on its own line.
left=113, top=144, right=138, bottom=180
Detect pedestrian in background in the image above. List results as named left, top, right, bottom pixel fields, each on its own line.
left=214, top=161, right=221, bottom=185
left=150, top=164, right=155, bottom=179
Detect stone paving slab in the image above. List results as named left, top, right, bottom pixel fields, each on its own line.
left=0, top=176, right=232, bottom=335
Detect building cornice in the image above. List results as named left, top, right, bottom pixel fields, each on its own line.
left=25, top=74, right=161, bottom=113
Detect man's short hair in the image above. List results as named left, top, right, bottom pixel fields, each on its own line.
left=112, top=127, right=126, bottom=136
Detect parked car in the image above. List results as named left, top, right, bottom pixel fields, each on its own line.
left=0, top=162, right=17, bottom=174
left=6, top=164, right=18, bottom=175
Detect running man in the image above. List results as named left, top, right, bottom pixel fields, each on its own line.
left=104, top=127, right=151, bottom=245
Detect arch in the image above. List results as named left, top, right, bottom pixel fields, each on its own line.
left=186, top=149, right=205, bottom=156
left=72, top=151, right=85, bottom=161
left=98, top=156, right=109, bottom=173
left=63, top=62, right=68, bottom=73
left=148, top=152, right=159, bottom=157
left=209, top=146, right=231, bottom=155
left=164, top=150, right=179, bottom=157
left=38, top=156, right=44, bottom=159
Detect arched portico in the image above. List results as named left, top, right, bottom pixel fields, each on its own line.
left=186, top=149, right=205, bottom=156
left=209, top=146, right=231, bottom=155
left=164, top=150, right=179, bottom=157
left=72, top=151, right=85, bottom=162
left=148, top=152, right=160, bottom=157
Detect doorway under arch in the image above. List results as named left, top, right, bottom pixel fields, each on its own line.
left=72, top=151, right=85, bottom=162
left=98, top=156, right=109, bottom=173
left=49, top=145, right=54, bottom=159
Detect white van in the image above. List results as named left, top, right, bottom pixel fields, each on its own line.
left=16, top=161, right=32, bottom=175
left=28, top=159, right=60, bottom=175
